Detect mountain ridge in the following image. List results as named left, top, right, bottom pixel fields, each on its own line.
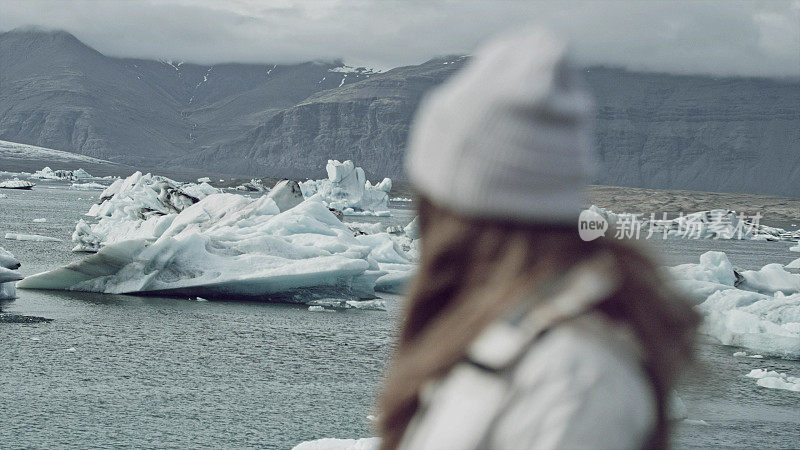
left=1, top=29, right=798, bottom=195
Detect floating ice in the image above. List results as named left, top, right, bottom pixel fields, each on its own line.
left=292, top=437, right=380, bottom=450
left=5, top=233, right=61, bottom=242
left=0, top=178, right=35, bottom=190
left=404, top=216, right=421, bottom=240
left=19, top=198, right=390, bottom=302
left=71, top=182, right=106, bottom=190
left=672, top=251, right=800, bottom=358
left=266, top=179, right=304, bottom=212
left=745, top=369, right=800, bottom=392
left=32, top=166, right=92, bottom=181
left=197, top=177, right=211, bottom=183
left=300, top=160, right=391, bottom=216
left=71, top=172, right=221, bottom=252
left=32, top=218, right=47, bottom=223
left=234, top=179, right=267, bottom=192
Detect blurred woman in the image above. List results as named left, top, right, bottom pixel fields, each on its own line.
left=378, top=28, right=699, bottom=450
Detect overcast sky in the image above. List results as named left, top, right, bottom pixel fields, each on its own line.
left=1, top=0, right=798, bottom=77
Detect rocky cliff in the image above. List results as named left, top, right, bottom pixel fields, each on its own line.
left=1, top=28, right=798, bottom=196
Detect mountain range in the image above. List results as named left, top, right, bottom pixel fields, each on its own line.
left=1, top=28, right=798, bottom=196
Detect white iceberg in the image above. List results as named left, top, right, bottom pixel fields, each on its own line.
left=19, top=197, right=388, bottom=302
left=292, top=437, right=380, bottom=450
left=266, top=179, right=304, bottom=212
left=745, top=369, right=800, bottom=392
left=404, top=216, right=421, bottom=240
left=197, top=177, right=211, bottom=183
left=32, top=166, right=92, bottom=181
left=71, top=182, right=107, bottom=190
left=0, top=246, right=22, bottom=299
left=5, top=233, right=61, bottom=242
left=671, top=251, right=800, bottom=358
left=71, top=172, right=221, bottom=252
left=234, top=179, right=268, bottom=192
left=0, top=178, right=34, bottom=190
left=300, top=160, right=391, bottom=216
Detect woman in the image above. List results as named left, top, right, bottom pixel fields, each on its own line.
left=378, top=28, right=699, bottom=449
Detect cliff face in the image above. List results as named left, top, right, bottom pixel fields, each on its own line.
left=1, top=29, right=798, bottom=195
left=586, top=67, right=800, bottom=195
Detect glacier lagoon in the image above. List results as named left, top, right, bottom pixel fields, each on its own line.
left=1, top=184, right=798, bottom=449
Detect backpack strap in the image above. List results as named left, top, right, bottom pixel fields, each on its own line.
left=466, top=254, right=620, bottom=373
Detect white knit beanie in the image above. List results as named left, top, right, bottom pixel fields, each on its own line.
left=405, top=27, right=596, bottom=224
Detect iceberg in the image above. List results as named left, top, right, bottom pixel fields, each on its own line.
left=71, top=172, right=221, bottom=252
left=19, top=197, right=390, bottom=301
left=234, top=179, right=268, bottom=192
left=0, top=178, right=35, bottom=190
left=32, top=166, right=93, bottom=181
left=266, top=179, right=304, bottom=212
left=300, top=160, right=391, bottom=216
left=745, top=369, right=800, bottom=392
left=671, top=251, right=800, bottom=358
left=0, top=246, right=22, bottom=299
left=4, top=233, right=61, bottom=242
left=71, top=182, right=106, bottom=190
left=292, top=438, right=380, bottom=450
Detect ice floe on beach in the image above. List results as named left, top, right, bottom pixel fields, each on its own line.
left=292, top=437, right=379, bottom=450
left=745, top=369, right=800, bottom=392
left=670, top=251, right=800, bottom=358
left=300, top=160, right=391, bottom=216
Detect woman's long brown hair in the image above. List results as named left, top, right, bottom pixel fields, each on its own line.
left=378, top=198, right=700, bottom=449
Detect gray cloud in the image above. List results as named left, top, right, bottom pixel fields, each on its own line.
left=1, top=0, right=798, bottom=77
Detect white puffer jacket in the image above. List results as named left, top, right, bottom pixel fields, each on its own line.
left=398, top=262, right=656, bottom=450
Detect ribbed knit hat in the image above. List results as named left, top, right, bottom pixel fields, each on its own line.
left=405, top=27, right=596, bottom=224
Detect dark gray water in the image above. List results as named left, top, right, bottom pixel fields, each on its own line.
left=1, top=185, right=798, bottom=449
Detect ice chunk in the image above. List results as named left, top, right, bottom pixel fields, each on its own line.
left=0, top=266, right=24, bottom=283
left=0, top=178, right=35, bottom=189
left=5, top=233, right=61, bottom=242
left=745, top=369, right=800, bottom=392
left=292, top=437, right=380, bottom=450
left=404, top=216, right=421, bottom=240
left=0, top=246, right=20, bottom=269
left=669, top=251, right=736, bottom=286
left=32, top=166, right=92, bottom=180
left=673, top=251, right=800, bottom=358
left=19, top=200, right=381, bottom=302
left=73, top=172, right=220, bottom=252
left=300, top=160, right=391, bottom=216
left=786, top=257, right=800, bottom=269
left=267, top=179, right=304, bottom=212
left=197, top=177, right=211, bottom=183
left=739, top=264, right=800, bottom=295
left=72, top=182, right=106, bottom=190
left=234, top=179, right=267, bottom=192
left=33, top=218, right=47, bottom=223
